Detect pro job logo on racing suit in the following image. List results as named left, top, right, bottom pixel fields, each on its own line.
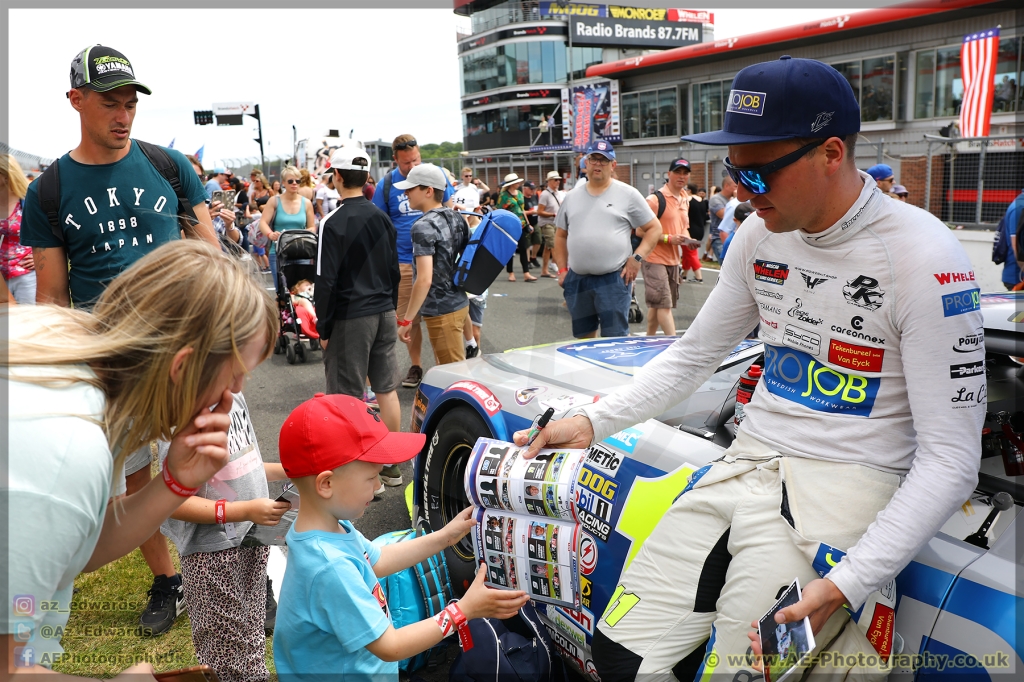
left=762, top=344, right=880, bottom=416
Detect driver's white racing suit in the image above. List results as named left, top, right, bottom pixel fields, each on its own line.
left=580, top=173, right=985, bottom=681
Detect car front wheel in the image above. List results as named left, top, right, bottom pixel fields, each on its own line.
left=421, top=405, right=491, bottom=596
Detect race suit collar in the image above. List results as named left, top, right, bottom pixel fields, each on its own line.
left=799, top=171, right=881, bottom=247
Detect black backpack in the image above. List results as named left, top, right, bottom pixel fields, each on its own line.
left=448, top=602, right=568, bottom=682
left=37, top=139, right=202, bottom=244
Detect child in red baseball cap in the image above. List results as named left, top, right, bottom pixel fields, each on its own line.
left=272, top=393, right=529, bottom=679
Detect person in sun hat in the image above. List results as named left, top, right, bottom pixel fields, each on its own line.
left=519, top=56, right=982, bottom=682
left=272, top=393, right=529, bottom=680
left=497, top=172, right=537, bottom=282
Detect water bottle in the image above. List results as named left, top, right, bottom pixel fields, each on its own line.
left=734, top=364, right=762, bottom=425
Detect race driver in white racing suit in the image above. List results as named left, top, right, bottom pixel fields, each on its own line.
left=514, top=56, right=984, bottom=681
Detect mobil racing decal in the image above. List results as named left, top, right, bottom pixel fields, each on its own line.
left=762, top=344, right=879, bottom=416
left=941, top=288, right=981, bottom=317
left=576, top=467, right=617, bottom=542
left=828, top=339, right=884, bottom=373
left=753, top=259, right=790, bottom=285
left=603, top=426, right=643, bottom=453
left=447, top=381, right=501, bottom=415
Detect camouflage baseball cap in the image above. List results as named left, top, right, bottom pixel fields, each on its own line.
left=69, top=45, right=152, bottom=95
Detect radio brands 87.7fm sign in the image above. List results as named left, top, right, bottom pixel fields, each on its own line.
left=541, top=2, right=705, bottom=49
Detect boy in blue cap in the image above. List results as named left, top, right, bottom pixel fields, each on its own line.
left=865, top=163, right=895, bottom=194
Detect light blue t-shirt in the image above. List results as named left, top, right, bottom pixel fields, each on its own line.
left=274, top=520, right=396, bottom=681
left=718, top=198, right=741, bottom=238
left=4, top=333, right=111, bottom=669
left=371, top=167, right=454, bottom=263
left=205, top=178, right=222, bottom=200
left=1001, top=192, right=1024, bottom=285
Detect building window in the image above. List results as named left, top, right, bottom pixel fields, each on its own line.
left=461, top=41, right=600, bottom=95
left=464, top=103, right=559, bottom=138
left=692, top=80, right=723, bottom=135
left=913, top=38, right=1022, bottom=119
left=621, top=87, right=677, bottom=139
left=831, top=56, right=894, bottom=122
left=994, top=36, right=1020, bottom=113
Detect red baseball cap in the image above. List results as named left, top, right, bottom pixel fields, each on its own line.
left=279, top=393, right=426, bottom=478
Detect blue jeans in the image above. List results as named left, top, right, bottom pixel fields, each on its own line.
left=708, top=234, right=722, bottom=262
left=563, top=269, right=631, bottom=338
left=269, top=250, right=278, bottom=291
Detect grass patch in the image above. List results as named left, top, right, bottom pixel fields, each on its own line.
left=52, top=545, right=277, bottom=679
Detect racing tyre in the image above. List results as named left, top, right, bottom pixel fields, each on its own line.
left=421, top=405, right=491, bottom=596
left=295, top=341, right=307, bottom=363
left=286, top=343, right=296, bottom=365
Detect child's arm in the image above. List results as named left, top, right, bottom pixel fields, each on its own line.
left=263, top=462, right=288, bottom=481
left=372, top=507, right=475, bottom=578
left=170, top=496, right=291, bottom=525
left=366, top=565, right=528, bottom=662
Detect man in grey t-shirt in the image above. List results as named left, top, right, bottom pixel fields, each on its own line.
left=707, top=176, right=737, bottom=261
left=553, top=140, right=661, bottom=338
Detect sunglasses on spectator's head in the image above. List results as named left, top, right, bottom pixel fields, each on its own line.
left=394, top=139, right=418, bottom=151
left=285, top=179, right=300, bottom=184
left=723, top=138, right=827, bottom=195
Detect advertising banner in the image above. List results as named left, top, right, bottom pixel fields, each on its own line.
left=570, top=80, right=621, bottom=151
left=571, top=15, right=701, bottom=48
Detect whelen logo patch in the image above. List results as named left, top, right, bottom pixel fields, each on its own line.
left=726, top=89, right=767, bottom=116
left=753, top=260, right=790, bottom=285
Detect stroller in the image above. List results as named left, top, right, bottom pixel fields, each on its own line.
left=273, top=230, right=321, bottom=365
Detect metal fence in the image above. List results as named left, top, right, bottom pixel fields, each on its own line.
left=222, top=133, right=1021, bottom=231
left=1, top=142, right=54, bottom=173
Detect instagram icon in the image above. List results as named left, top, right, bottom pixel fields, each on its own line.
left=13, top=595, right=35, bottom=617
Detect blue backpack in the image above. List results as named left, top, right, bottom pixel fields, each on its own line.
left=371, top=529, right=453, bottom=673
left=448, top=601, right=568, bottom=682
left=453, top=209, right=524, bottom=295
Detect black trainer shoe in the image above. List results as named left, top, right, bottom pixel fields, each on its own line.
left=139, top=574, right=185, bottom=636
left=265, top=576, right=277, bottom=635
left=401, top=365, right=423, bottom=388
left=530, top=258, right=541, bottom=268
left=465, top=344, right=480, bottom=359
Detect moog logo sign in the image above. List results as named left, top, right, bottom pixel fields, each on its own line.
left=762, top=344, right=879, bottom=416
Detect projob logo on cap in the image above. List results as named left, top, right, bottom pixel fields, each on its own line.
left=727, top=89, right=767, bottom=117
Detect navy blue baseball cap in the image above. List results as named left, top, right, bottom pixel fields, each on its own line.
left=585, top=139, right=616, bottom=160
left=682, top=56, right=859, bottom=145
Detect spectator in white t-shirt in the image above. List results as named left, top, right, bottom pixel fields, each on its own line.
left=453, top=166, right=489, bottom=213
left=315, top=172, right=341, bottom=219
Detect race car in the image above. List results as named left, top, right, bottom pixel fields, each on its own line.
left=411, top=292, right=1024, bottom=681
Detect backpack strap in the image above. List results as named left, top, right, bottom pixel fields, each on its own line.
left=654, top=190, right=666, bottom=219
left=134, top=139, right=201, bottom=234
left=382, top=169, right=395, bottom=207
left=36, top=160, right=65, bottom=245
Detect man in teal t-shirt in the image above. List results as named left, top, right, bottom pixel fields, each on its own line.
left=21, top=44, right=217, bottom=309
left=18, top=44, right=220, bottom=643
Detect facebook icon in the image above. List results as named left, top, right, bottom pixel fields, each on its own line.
left=15, top=646, right=35, bottom=667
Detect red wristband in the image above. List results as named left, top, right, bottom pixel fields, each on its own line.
left=558, top=267, right=568, bottom=275
left=448, top=603, right=473, bottom=651
left=161, top=464, right=199, bottom=497
left=215, top=499, right=227, bottom=525
left=397, top=318, right=412, bottom=327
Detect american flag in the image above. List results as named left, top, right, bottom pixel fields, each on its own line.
left=959, top=27, right=1000, bottom=137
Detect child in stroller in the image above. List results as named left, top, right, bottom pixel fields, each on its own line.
left=273, top=230, right=321, bottom=364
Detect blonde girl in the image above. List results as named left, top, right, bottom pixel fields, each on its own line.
left=4, top=240, right=276, bottom=681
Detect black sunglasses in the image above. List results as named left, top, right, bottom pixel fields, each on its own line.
left=394, top=139, right=418, bottom=151
left=284, top=178, right=300, bottom=184
left=724, top=139, right=827, bottom=195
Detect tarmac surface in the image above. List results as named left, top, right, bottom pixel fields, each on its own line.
left=245, top=267, right=717, bottom=679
